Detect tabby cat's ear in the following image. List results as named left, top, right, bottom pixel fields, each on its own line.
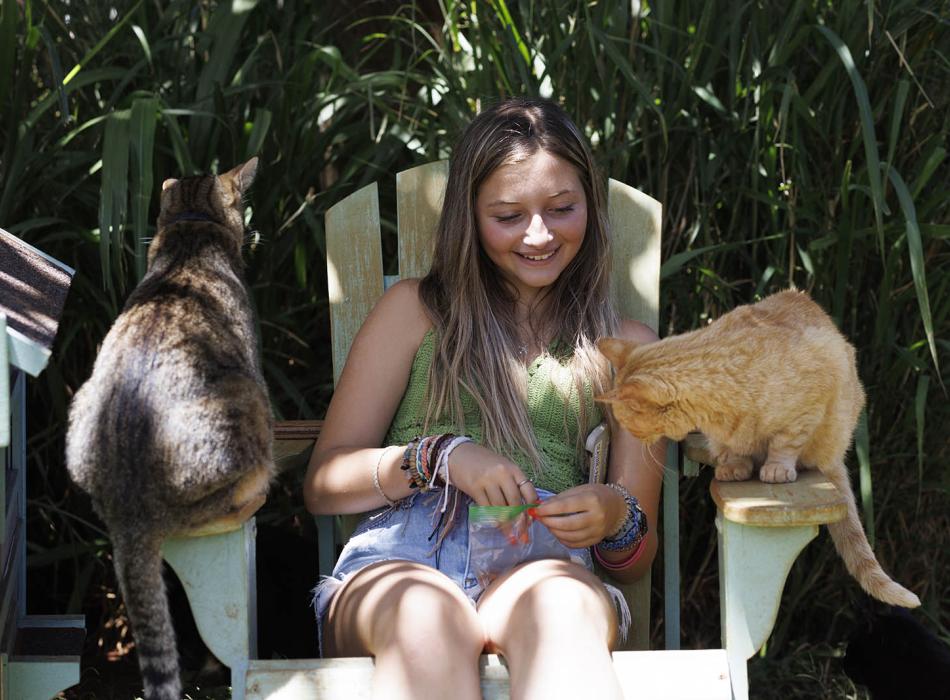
left=597, top=337, right=637, bottom=367
left=162, top=178, right=178, bottom=191
left=223, top=157, right=259, bottom=194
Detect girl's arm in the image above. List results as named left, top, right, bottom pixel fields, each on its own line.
left=303, top=279, right=431, bottom=515
left=533, top=319, right=665, bottom=582
left=597, top=318, right=665, bottom=582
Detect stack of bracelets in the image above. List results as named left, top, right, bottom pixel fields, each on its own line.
left=594, top=482, right=649, bottom=571
left=401, top=434, right=473, bottom=492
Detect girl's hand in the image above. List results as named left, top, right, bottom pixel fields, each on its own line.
left=532, top=484, right=626, bottom=548
left=448, top=442, right=539, bottom=507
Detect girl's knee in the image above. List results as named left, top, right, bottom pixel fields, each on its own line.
left=330, top=561, right=483, bottom=655
left=479, top=560, right=618, bottom=649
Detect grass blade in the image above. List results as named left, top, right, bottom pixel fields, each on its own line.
left=817, top=25, right=887, bottom=254
left=854, top=409, right=873, bottom=548
left=62, top=1, right=143, bottom=86
left=130, top=96, right=158, bottom=281
left=99, top=109, right=131, bottom=295
left=0, top=0, right=15, bottom=102
left=886, top=164, right=939, bottom=375
left=914, top=373, right=929, bottom=511
left=245, top=107, right=272, bottom=160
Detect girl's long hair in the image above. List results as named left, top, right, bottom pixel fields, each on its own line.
left=418, top=98, right=620, bottom=471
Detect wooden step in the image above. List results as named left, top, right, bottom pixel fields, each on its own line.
left=244, top=650, right=732, bottom=700
left=4, top=615, right=85, bottom=700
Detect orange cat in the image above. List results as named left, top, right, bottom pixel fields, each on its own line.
left=598, top=290, right=919, bottom=608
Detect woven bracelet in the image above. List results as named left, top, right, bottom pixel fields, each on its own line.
left=599, top=482, right=648, bottom=552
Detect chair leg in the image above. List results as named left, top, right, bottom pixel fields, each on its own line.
left=716, top=512, right=817, bottom=700
left=162, top=518, right=257, bottom=700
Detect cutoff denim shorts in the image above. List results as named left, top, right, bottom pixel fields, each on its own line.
left=311, top=488, right=631, bottom=656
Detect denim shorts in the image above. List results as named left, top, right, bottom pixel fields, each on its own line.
left=311, top=488, right=630, bottom=655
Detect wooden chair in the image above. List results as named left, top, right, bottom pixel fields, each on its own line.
left=161, top=162, right=849, bottom=700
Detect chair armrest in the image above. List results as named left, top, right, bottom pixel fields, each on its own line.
left=682, top=432, right=847, bottom=528
left=273, top=420, right=323, bottom=474
left=710, top=470, right=847, bottom=528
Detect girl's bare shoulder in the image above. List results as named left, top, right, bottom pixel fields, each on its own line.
left=616, top=318, right=659, bottom=344
left=362, top=278, right=432, bottom=342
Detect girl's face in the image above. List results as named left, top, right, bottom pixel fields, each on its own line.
left=475, top=149, right=587, bottom=306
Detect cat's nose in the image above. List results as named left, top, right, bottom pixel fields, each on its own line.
left=523, top=214, right=553, bottom=246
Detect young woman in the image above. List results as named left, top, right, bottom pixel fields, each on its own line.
left=304, top=97, right=664, bottom=700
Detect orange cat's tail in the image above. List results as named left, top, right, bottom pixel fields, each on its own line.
left=825, top=465, right=921, bottom=608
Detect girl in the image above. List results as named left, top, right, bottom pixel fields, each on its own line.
left=304, top=97, right=664, bottom=700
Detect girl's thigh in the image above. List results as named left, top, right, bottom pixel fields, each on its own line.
left=323, top=559, right=485, bottom=657
left=476, top=558, right=619, bottom=653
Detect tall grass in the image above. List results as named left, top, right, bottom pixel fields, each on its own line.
left=2, top=0, right=946, bottom=696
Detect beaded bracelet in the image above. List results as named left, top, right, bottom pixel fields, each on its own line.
left=598, top=482, right=648, bottom=552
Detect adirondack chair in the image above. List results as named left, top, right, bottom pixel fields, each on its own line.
left=161, top=162, right=850, bottom=700
left=0, top=229, right=84, bottom=700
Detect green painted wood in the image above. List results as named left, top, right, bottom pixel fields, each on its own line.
left=6, top=657, right=80, bottom=700
left=4, top=328, right=50, bottom=379
left=325, top=182, right=384, bottom=387
left=162, top=520, right=256, bottom=700
left=716, top=512, right=817, bottom=700
left=1, top=314, right=9, bottom=448
left=663, top=440, right=681, bottom=650
left=608, top=180, right=662, bottom=331
left=244, top=650, right=731, bottom=700
left=396, top=160, right=448, bottom=279
left=9, top=372, right=25, bottom=626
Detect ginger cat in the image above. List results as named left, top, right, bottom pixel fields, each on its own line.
left=597, top=290, right=919, bottom=608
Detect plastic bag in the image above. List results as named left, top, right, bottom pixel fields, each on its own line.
left=467, top=502, right=574, bottom=589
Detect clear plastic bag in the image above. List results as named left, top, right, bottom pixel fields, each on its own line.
left=467, top=503, right=574, bottom=589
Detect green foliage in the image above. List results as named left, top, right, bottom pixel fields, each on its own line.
left=2, top=0, right=947, bottom=695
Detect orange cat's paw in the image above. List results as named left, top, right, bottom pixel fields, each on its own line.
left=714, top=457, right=754, bottom=481
left=759, top=461, right=798, bottom=483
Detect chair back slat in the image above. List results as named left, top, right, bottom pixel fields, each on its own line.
left=608, top=180, right=662, bottom=332
left=396, top=161, right=449, bottom=280
left=326, top=182, right=384, bottom=387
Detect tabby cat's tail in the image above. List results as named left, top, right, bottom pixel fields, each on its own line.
left=824, top=464, right=920, bottom=608
left=112, top=531, right=181, bottom=700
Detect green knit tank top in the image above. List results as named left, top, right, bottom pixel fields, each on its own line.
left=384, top=330, right=603, bottom=493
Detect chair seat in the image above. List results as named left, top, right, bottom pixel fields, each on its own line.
left=244, top=650, right=732, bottom=700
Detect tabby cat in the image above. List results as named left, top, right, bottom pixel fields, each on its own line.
left=65, top=158, right=274, bottom=700
left=597, top=290, right=919, bottom=608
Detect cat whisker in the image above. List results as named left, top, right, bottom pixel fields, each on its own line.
left=640, top=440, right=666, bottom=477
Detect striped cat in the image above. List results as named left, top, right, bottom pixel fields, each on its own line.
left=66, top=158, right=274, bottom=700
left=597, top=290, right=919, bottom=608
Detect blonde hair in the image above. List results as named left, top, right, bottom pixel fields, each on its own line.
left=418, top=98, right=619, bottom=471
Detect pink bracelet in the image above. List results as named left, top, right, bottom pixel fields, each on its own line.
left=593, top=536, right=648, bottom=571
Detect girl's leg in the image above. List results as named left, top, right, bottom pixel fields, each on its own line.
left=477, top=559, right=623, bottom=700
left=324, top=560, right=485, bottom=700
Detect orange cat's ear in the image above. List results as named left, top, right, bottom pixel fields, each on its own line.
left=597, top=337, right=637, bottom=367
left=222, top=157, right=259, bottom=194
